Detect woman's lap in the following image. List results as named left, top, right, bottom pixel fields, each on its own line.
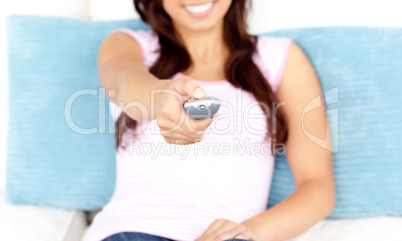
left=102, top=232, right=249, bottom=241
left=102, top=232, right=172, bottom=241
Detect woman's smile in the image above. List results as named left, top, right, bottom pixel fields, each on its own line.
left=184, top=1, right=216, bottom=18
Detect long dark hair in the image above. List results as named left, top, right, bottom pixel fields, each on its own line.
left=116, top=0, right=287, bottom=152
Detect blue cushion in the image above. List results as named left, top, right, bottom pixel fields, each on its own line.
left=6, top=15, right=402, bottom=216
left=6, top=15, right=149, bottom=210
left=265, top=27, right=402, bottom=218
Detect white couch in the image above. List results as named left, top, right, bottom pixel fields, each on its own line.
left=1, top=0, right=402, bottom=240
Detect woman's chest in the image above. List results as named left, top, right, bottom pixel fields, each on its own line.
left=201, top=84, right=269, bottom=142
left=181, top=57, right=227, bottom=81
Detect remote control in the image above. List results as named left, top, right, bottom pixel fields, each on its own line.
left=183, top=96, right=220, bottom=120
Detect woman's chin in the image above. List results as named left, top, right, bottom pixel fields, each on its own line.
left=176, top=18, right=221, bottom=33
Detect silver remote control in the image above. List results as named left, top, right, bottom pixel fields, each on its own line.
left=183, top=96, right=220, bottom=120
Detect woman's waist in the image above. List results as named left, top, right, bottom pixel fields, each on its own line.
left=115, top=150, right=274, bottom=188
left=104, top=187, right=267, bottom=225
left=111, top=159, right=274, bottom=215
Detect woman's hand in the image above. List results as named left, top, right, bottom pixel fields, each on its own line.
left=155, top=76, right=215, bottom=145
left=196, top=219, right=261, bottom=241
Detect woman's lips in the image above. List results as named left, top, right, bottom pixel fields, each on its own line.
left=184, top=1, right=215, bottom=18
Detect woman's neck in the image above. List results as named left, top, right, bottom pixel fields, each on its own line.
left=173, top=21, right=229, bottom=64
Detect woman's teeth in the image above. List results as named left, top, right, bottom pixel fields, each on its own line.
left=184, top=1, right=214, bottom=13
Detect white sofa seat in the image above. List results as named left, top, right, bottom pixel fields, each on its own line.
left=0, top=191, right=87, bottom=241
left=288, top=216, right=402, bottom=241
left=80, top=213, right=402, bottom=241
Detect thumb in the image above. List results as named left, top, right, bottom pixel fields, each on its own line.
left=179, top=77, right=207, bottom=99
left=193, top=87, right=207, bottom=99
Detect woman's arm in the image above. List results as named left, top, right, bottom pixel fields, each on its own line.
left=98, top=32, right=212, bottom=144
left=98, top=32, right=169, bottom=121
left=241, top=41, right=336, bottom=241
left=195, top=42, right=335, bottom=241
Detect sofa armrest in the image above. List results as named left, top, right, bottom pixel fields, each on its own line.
left=0, top=191, right=87, bottom=241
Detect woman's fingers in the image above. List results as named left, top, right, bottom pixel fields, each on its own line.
left=172, top=76, right=207, bottom=100
left=196, top=219, right=259, bottom=241
left=204, top=226, right=242, bottom=241
left=208, top=227, right=246, bottom=241
left=158, top=109, right=214, bottom=143
left=186, top=115, right=215, bottom=132
left=156, top=76, right=216, bottom=144
left=162, top=131, right=203, bottom=144
left=196, top=219, right=228, bottom=241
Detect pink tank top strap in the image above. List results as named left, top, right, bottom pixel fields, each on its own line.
left=253, top=35, right=294, bottom=93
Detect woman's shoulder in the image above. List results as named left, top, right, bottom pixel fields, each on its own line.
left=111, top=28, right=159, bottom=49
left=110, top=28, right=160, bottom=68
left=111, top=28, right=158, bottom=40
left=253, top=35, right=294, bottom=92
left=255, top=35, right=294, bottom=57
left=257, top=34, right=293, bottom=42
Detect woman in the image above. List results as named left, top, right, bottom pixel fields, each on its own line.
left=84, top=0, right=335, bottom=241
